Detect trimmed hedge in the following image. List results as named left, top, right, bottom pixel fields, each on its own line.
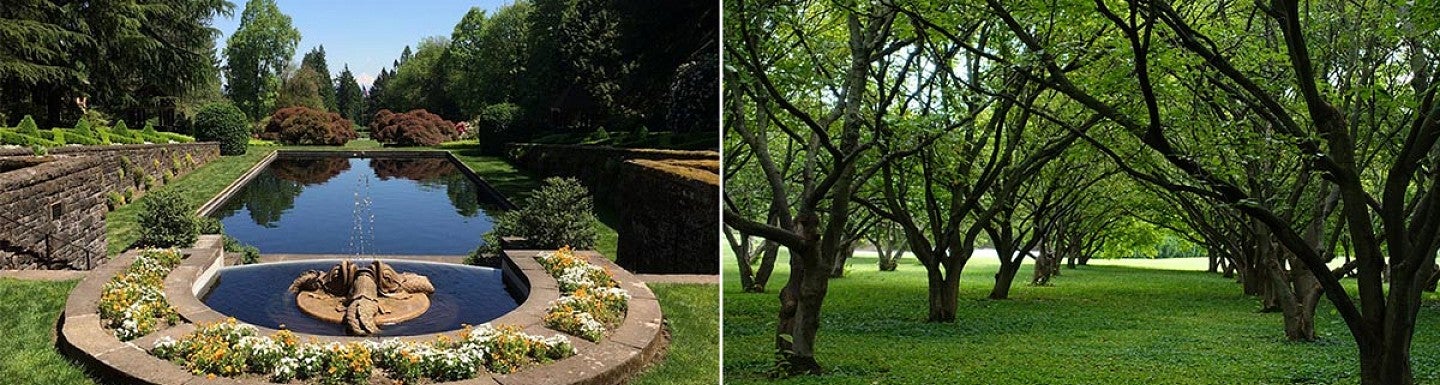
left=195, top=102, right=250, bottom=155
left=260, top=106, right=357, bottom=146
left=0, top=129, right=57, bottom=147
left=370, top=109, right=458, bottom=147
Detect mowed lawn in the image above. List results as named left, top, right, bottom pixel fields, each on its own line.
left=724, top=248, right=1440, bottom=385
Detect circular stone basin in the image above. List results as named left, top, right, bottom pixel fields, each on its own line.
left=201, top=260, right=522, bottom=336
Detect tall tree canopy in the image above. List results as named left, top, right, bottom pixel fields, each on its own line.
left=300, top=45, right=337, bottom=111
left=223, top=0, right=300, bottom=120
left=370, top=0, right=716, bottom=144
left=0, top=0, right=233, bottom=127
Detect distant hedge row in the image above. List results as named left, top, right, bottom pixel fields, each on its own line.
left=0, top=115, right=194, bottom=148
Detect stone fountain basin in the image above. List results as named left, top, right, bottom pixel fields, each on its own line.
left=58, top=235, right=668, bottom=385
left=200, top=259, right=519, bottom=336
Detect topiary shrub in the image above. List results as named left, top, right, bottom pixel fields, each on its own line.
left=16, top=115, right=40, bottom=136
left=370, top=109, right=458, bottom=147
left=75, top=118, right=125, bottom=144
left=260, top=106, right=357, bottom=145
left=138, top=189, right=198, bottom=248
left=476, top=177, right=597, bottom=258
left=194, top=102, right=250, bottom=155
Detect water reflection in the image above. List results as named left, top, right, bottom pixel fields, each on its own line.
left=211, top=156, right=500, bottom=255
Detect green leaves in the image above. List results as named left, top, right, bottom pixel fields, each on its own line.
left=224, top=0, right=301, bottom=120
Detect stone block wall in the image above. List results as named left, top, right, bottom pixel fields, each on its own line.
left=505, top=143, right=719, bottom=274
left=0, top=143, right=220, bottom=269
left=615, top=159, right=719, bottom=274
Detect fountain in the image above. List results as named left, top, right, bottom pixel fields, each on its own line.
left=289, top=260, right=435, bottom=336
left=280, top=159, right=436, bottom=336
left=197, top=154, right=522, bottom=337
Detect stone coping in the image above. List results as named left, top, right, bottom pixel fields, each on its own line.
left=58, top=235, right=667, bottom=385
left=507, top=143, right=719, bottom=160
left=194, top=149, right=515, bottom=218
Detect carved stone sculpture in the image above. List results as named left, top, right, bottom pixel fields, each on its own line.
left=289, top=260, right=433, bottom=336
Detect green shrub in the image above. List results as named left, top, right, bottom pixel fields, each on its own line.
left=223, top=236, right=260, bottom=265
left=160, top=132, right=195, bottom=143
left=470, top=103, right=521, bottom=154
left=137, top=189, right=198, bottom=248
left=16, top=115, right=40, bottom=136
left=73, top=117, right=95, bottom=138
left=194, top=102, right=250, bottom=155
left=111, top=120, right=133, bottom=138
left=0, top=130, right=57, bottom=147
left=482, top=177, right=598, bottom=254
left=59, top=128, right=103, bottom=145
left=106, top=191, right=125, bottom=211
left=197, top=216, right=224, bottom=234
left=50, top=129, right=65, bottom=145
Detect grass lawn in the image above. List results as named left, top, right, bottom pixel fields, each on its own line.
left=106, top=148, right=273, bottom=255
left=632, top=283, right=721, bottom=385
left=0, top=281, right=715, bottom=385
left=724, top=248, right=1440, bottom=385
left=0, top=279, right=95, bottom=384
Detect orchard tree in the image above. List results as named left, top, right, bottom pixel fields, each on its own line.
left=724, top=1, right=939, bottom=373
left=956, top=1, right=1440, bottom=383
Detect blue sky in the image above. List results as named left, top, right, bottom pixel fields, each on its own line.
left=212, top=0, right=511, bottom=88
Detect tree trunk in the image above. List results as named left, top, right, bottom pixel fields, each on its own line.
left=1207, top=249, right=1221, bottom=273
left=732, top=233, right=757, bottom=291
left=829, top=240, right=855, bottom=278
left=1032, top=253, right=1056, bottom=285
left=989, top=258, right=1023, bottom=300
left=776, top=239, right=831, bottom=375
left=926, top=266, right=959, bottom=322
left=750, top=241, right=780, bottom=292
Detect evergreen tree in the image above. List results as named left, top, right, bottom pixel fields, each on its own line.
left=300, top=45, right=338, bottom=111
left=363, top=67, right=392, bottom=126
left=1, top=0, right=230, bottom=126
left=335, top=65, right=365, bottom=122
left=399, top=46, right=414, bottom=66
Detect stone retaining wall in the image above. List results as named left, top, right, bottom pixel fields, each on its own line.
left=0, top=143, right=220, bottom=269
left=505, top=143, right=719, bottom=274
left=615, top=159, right=719, bottom=274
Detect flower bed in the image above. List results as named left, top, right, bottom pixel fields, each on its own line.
left=536, top=247, right=631, bottom=341
left=97, top=248, right=183, bottom=340
left=152, top=319, right=575, bottom=384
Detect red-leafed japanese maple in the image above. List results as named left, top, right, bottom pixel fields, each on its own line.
left=260, top=106, right=357, bottom=145
left=369, top=109, right=459, bottom=146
